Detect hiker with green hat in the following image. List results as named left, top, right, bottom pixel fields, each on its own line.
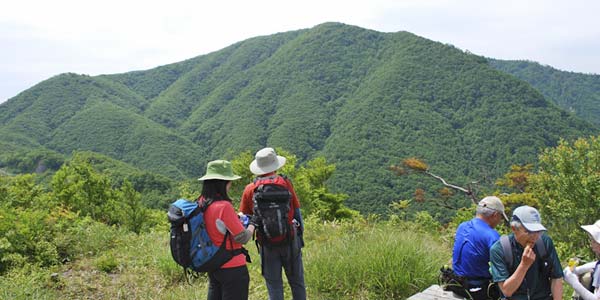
left=563, top=220, right=600, bottom=300
left=198, top=160, right=255, bottom=300
left=489, top=205, right=564, bottom=300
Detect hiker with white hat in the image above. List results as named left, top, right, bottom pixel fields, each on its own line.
left=489, top=206, right=564, bottom=300
left=446, top=196, right=508, bottom=299
left=563, top=220, right=600, bottom=300
left=239, top=147, right=306, bottom=300
left=198, top=160, right=255, bottom=300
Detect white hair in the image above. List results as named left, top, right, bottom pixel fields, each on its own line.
left=510, top=220, right=522, bottom=229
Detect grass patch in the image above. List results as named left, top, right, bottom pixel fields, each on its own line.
left=304, top=220, right=448, bottom=299
left=1, top=220, right=449, bottom=299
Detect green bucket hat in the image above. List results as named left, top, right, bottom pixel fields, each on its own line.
left=198, top=160, right=241, bottom=181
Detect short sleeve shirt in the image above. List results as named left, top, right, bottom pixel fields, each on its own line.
left=239, top=174, right=301, bottom=222
left=203, top=199, right=246, bottom=269
left=489, top=233, right=564, bottom=300
left=452, top=217, right=500, bottom=278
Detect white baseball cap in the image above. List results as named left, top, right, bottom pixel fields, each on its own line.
left=478, top=196, right=509, bottom=222
left=581, top=220, right=600, bottom=243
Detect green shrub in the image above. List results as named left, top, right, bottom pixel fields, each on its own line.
left=55, top=218, right=122, bottom=259
left=95, top=252, right=119, bottom=273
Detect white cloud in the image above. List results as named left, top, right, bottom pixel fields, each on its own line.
left=1, top=0, right=599, bottom=103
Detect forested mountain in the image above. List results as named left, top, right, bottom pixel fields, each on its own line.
left=0, top=22, right=597, bottom=214
left=489, top=59, right=600, bottom=125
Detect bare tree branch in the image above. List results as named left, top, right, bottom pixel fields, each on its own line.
left=424, top=170, right=478, bottom=205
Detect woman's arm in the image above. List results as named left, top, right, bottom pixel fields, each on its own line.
left=233, top=225, right=255, bottom=244
left=564, top=267, right=598, bottom=300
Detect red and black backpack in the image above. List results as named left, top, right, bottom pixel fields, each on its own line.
left=252, top=175, right=294, bottom=246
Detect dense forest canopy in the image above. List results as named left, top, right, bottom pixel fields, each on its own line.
left=0, top=22, right=598, bottom=217
left=489, top=58, right=600, bottom=126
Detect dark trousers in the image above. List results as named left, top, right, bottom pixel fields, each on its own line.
left=261, top=237, right=306, bottom=300
left=207, top=265, right=250, bottom=300
left=448, top=279, right=500, bottom=300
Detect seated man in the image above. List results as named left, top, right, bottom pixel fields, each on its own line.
left=450, top=196, right=508, bottom=300
left=563, top=220, right=600, bottom=300
left=489, top=205, right=563, bottom=300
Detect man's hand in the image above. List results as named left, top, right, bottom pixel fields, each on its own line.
left=521, top=244, right=536, bottom=269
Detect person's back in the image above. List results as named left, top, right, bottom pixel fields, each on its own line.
left=449, top=196, right=506, bottom=299
left=453, top=218, right=500, bottom=277
left=196, top=159, right=254, bottom=300
left=239, top=147, right=306, bottom=300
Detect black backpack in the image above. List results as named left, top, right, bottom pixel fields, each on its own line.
left=252, top=175, right=293, bottom=246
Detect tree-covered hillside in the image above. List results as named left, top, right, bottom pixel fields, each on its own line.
left=0, top=22, right=597, bottom=215
left=0, top=74, right=204, bottom=180
left=489, top=59, right=600, bottom=126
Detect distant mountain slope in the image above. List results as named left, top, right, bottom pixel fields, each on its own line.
left=489, top=59, right=600, bottom=125
left=0, top=73, right=148, bottom=143
left=0, top=74, right=204, bottom=179
left=47, top=101, right=206, bottom=178
left=0, top=22, right=597, bottom=214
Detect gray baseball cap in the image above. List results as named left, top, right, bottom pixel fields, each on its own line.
left=512, top=205, right=546, bottom=232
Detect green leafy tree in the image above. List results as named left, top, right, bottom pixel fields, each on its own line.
left=495, top=164, right=540, bottom=212
left=51, top=156, right=120, bottom=224
left=2, top=174, right=47, bottom=209
left=0, top=174, right=64, bottom=272
left=117, top=180, right=149, bottom=234
left=530, top=136, right=600, bottom=259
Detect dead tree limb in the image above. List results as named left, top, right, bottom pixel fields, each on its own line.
left=424, top=170, right=478, bottom=205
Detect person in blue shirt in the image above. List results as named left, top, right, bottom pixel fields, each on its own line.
left=451, top=196, right=508, bottom=300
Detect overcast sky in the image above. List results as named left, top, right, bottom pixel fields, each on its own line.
left=1, top=0, right=599, bottom=104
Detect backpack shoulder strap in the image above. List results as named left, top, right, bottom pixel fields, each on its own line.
left=534, top=236, right=547, bottom=258
left=500, top=235, right=513, bottom=271
left=188, top=205, right=203, bottom=219
left=254, top=174, right=279, bottom=182
left=535, top=235, right=554, bottom=278
left=198, top=198, right=213, bottom=212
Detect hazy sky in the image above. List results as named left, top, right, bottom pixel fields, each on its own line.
left=1, top=0, right=599, bottom=103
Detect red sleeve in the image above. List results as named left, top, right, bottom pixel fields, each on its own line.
left=286, top=178, right=301, bottom=210
left=239, top=183, right=255, bottom=215
left=219, top=202, right=245, bottom=236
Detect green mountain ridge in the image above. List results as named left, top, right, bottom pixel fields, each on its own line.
left=489, top=58, right=600, bottom=126
left=0, top=22, right=598, bottom=214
